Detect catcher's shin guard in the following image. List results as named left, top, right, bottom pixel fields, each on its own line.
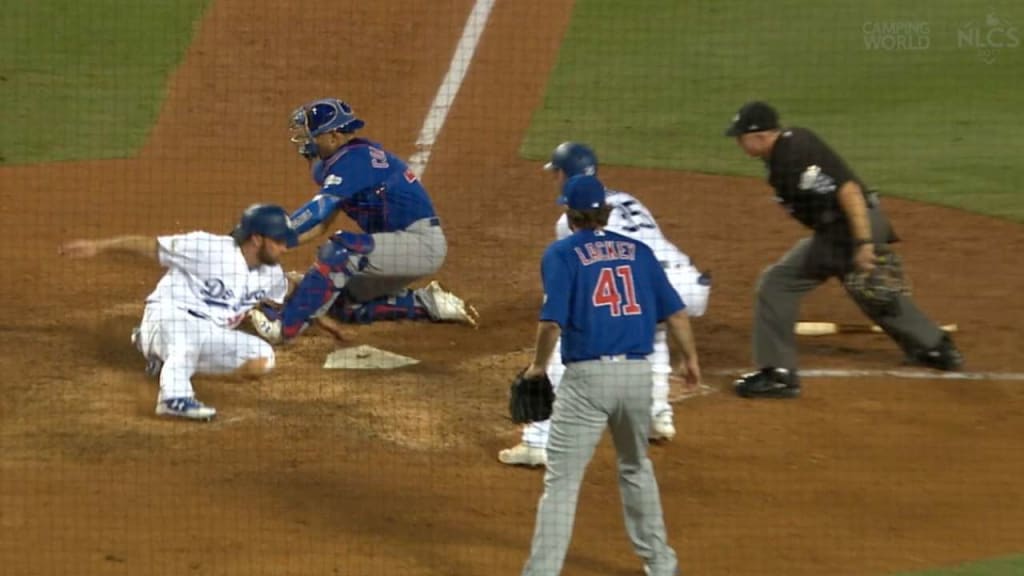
left=330, top=290, right=431, bottom=324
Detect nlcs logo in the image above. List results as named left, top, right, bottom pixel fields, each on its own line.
left=958, top=12, right=1020, bottom=63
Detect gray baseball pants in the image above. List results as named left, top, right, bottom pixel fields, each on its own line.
left=340, top=217, right=447, bottom=302
left=753, top=207, right=945, bottom=370
left=521, top=358, right=678, bottom=576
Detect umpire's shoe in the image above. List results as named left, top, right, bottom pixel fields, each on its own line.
left=912, top=333, right=963, bottom=371
left=734, top=367, right=801, bottom=399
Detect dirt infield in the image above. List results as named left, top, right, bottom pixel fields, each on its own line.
left=2, top=1, right=1024, bottom=575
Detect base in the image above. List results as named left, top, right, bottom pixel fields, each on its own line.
left=323, top=345, right=420, bottom=370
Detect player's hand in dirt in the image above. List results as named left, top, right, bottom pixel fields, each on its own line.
left=59, top=239, right=100, bottom=259
left=314, top=314, right=351, bottom=342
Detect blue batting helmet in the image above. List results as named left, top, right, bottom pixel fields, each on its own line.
left=231, top=204, right=298, bottom=248
left=543, top=142, right=598, bottom=177
left=289, top=98, right=365, bottom=159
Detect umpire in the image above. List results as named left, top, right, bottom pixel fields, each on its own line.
left=725, top=101, right=963, bottom=399
left=519, top=174, right=700, bottom=576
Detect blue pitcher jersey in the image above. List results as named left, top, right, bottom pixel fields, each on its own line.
left=539, top=229, right=685, bottom=363
left=302, top=138, right=437, bottom=234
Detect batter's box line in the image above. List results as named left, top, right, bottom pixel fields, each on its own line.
left=708, top=368, right=1024, bottom=382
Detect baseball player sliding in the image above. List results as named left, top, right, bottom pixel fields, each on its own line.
left=499, top=142, right=711, bottom=466
left=248, top=98, right=477, bottom=344
left=59, top=204, right=298, bottom=421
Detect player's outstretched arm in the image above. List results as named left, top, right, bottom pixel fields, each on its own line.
left=59, top=235, right=158, bottom=261
left=665, top=310, right=701, bottom=387
left=290, top=194, right=344, bottom=247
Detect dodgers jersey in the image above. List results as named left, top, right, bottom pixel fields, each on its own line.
left=540, top=229, right=685, bottom=363
left=555, top=189, right=689, bottom=266
left=146, top=232, right=288, bottom=328
left=290, top=138, right=438, bottom=236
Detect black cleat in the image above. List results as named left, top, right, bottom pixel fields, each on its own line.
left=734, top=367, right=801, bottom=399
left=913, top=333, right=963, bottom=371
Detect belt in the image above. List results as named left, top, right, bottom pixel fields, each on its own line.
left=570, top=353, right=648, bottom=363
left=428, top=216, right=440, bottom=227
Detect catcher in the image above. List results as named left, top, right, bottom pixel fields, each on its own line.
left=725, top=101, right=963, bottom=399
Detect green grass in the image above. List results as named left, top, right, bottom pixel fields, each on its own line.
left=522, top=0, right=1024, bottom=221
left=0, top=0, right=209, bottom=164
left=895, top=555, right=1024, bottom=576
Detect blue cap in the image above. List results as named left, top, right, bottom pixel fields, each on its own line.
left=558, top=174, right=606, bottom=210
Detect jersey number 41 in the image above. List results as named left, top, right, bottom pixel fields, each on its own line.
left=592, top=266, right=642, bottom=317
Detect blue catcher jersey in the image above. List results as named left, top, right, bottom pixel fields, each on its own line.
left=292, top=139, right=437, bottom=235
left=539, top=229, right=685, bottom=363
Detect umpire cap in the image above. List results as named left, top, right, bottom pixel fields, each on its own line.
left=724, top=101, right=780, bottom=136
left=230, top=204, right=299, bottom=248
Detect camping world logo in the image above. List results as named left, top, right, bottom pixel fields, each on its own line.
left=862, top=21, right=930, bottom=50
left=958, top=12, right=1020, bottom=63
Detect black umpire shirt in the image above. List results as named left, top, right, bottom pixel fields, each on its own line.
left=765, top=127, right=871, bottom=233
left=767, top=127, right=899, bottom=275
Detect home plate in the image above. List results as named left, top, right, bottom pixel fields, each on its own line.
left=668, top=382, right=718, bottom=404
left=323, top=345, right=420, bottom=370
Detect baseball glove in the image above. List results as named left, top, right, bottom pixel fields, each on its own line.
left=508, top=368, right=555, bottom=424
left=843, top=252, right=910, bottom=317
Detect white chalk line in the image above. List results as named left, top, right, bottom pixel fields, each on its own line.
left=407, top=0, right=497, bottom=178
left=708, top=368, right=1024, bottom=382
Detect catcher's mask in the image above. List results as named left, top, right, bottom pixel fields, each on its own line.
left=289, top=98, right=365, bottom=159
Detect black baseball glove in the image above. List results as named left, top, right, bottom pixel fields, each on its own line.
left=843, top=252, right=910, bottom=317
left=508, top=368, right=555, bottom=424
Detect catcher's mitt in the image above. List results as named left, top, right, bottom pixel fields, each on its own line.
left=843, top=252, right=910, bottom=317
left=508, top=369, right=555, bottom=424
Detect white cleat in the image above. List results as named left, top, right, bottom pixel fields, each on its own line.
left=416, top=281, right=480, bottom=327
left=248, top=308, right=284, bottom=344
left=155, top=397, right=217, bottom=421
left=650, top=410, right=676, bottom=441
left=498, top=443, right=547, bottom=467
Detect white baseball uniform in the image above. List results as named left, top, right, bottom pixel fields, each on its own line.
left=521, top=189, right=710, bottom=447
left=133, top=232, right=288, bottom=402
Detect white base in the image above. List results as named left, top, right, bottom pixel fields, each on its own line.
left=323, top=345, right=420, bottom=370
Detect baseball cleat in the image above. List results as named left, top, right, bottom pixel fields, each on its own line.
left=155, top=397, right=217, bottom=421
left=912, top=333, right=963, bottom=371
left=417, top=281, right=480, bottom=327
left=734, top=367, right=801, bottom=399
left=498, top=443, right=547, bottom=467
left=131, top=326, right=163, bottom=378
left=248, top=308, right=284, bottom=344
left=650, top=410, right=676, bottom=441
